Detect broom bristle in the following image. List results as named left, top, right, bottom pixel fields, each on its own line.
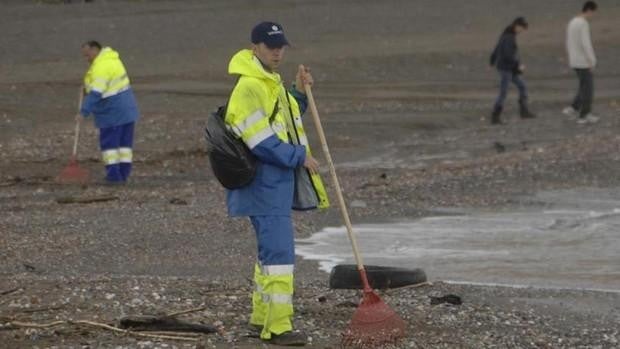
left=342, top=290, right=407, bottom=348
left=57, top=160, right=90, bottom=184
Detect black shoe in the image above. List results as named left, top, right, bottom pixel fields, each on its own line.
left=491, top=106, right=503, bottom=125
left=520, top=109, right=536, bottom=119
left=520, top=103, right=536, bottom=119
left=97, top=178, right=126, bottom=186
left=245, top=324, right=263, bottom=338
left=263, top=331, right=308, bottom=346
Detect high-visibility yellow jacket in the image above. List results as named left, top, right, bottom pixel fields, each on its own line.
left=81, top=47, right=139, bottom=128
left=225, top=49, right=329, bottom=215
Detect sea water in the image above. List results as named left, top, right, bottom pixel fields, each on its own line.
left=296, top=188, right=620, bottom=291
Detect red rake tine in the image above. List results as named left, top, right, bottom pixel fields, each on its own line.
left=57, top=161, right=90, bottom=184
left=341, top=270, right=407, bottom=348
left=58, top=155, right=90, bottom=184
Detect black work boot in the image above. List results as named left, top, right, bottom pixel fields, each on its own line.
left=519, top=103, right=536, bottom=119
left=491, top=106, right=503, bottom=125
left=245, top=324, right=263, bottom=338
left=263, top=331, right=308, bottom=346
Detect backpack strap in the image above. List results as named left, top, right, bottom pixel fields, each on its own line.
left=268, top=99, right=279, bottom=123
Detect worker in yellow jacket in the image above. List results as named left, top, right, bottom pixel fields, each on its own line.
left=80, top=41, right=139, bottom=183
left=225, top=22, right=329, bottom=346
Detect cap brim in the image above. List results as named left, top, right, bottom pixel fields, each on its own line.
left=264, top=36, right=290, bottom=49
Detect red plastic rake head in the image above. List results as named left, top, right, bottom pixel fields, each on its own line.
left=341, top=271, right=407, bottom=348
left=57, top=156, right=90, bottom=184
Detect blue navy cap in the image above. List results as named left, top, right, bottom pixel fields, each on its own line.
left=251, top=22, right=290, bottom=48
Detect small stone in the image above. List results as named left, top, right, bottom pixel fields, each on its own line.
left=169, top=198, right=188, bottom=205
left=104, top=293, right=116, bottom=300
left=350, top=200, right=367, bottom=208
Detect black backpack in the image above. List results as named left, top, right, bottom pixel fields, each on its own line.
left=204, top=81, right=279, bottom=189
left=204, top=105, right=257, bottom=189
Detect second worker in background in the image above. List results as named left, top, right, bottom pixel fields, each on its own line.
left=80, top=41, right=139, bottom=183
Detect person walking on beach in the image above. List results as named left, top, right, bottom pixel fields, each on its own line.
left=489, top=17, right=536, bottom=125
left=223, top=22, right=329, bottom=346
left=563, top=1, right=599, bottom=124
left=79, top=41, right=139, bottom=183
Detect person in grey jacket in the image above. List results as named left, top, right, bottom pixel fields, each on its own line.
left=563, top=1, right=598, bottom=124
left=489, top=17, right=536, bottom=125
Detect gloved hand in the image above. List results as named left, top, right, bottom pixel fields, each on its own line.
left=295, top=64, right=313, bottom=94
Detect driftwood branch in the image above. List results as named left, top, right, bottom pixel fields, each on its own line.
left=0, top=288, right=25, bottom=306
left=386, top=281, right=433, bottom=293
left=165, top=306, right=207, bottom=318
left=74, top=320, right=199, bottom=341
left=0, top=287, right=23, bottom=296
left=1, top=320, right=65, bottom=329
left=1, top=320, right=200, bottom=342
left=134, top=331, right=202, bottom=337
left=119, top=315, right=217, bottom=334
left=15, top=305, right=65, bottom=314
left=56, top=195, right=119, bottom=204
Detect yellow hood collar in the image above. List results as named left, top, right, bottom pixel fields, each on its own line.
left=94, top=47, right=120, bottom=62
left=228, top=49, right=281, bottom=83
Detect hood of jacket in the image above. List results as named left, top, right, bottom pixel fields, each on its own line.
left=502, top=25, right=517, bottom=35
left=94, top=47, right=120, bottom=64
left=228, top=49, right=281, bottom=85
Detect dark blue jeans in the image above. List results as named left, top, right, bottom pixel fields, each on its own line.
left=494, top=70, right=528, bottom=109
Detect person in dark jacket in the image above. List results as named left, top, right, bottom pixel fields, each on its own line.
left=489, top=17, right=536, bottom=124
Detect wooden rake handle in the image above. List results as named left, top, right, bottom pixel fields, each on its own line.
left=72, top=88, right=84, bottom=157
left=304, top=84, right=366, bottom=272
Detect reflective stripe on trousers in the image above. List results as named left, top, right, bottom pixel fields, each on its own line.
left=102, top=149, right=120, bottom=165
left=118, top=147, right=133, bottom=163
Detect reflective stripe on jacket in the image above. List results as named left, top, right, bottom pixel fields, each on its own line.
left=81, top=47, right=139, bottom=129
left=225, top=49, right=329, bottom=216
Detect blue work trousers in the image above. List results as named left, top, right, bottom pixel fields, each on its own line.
left=99, top=122, right=135, bottom=182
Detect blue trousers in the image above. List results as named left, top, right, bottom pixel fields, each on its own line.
left=494, top=70, right=528, bottom=109
left=249, top=215, right=295, bottom=337
left=250, top=216, right=295, bottom=265
left=99, top=122, right=135, bottom=182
